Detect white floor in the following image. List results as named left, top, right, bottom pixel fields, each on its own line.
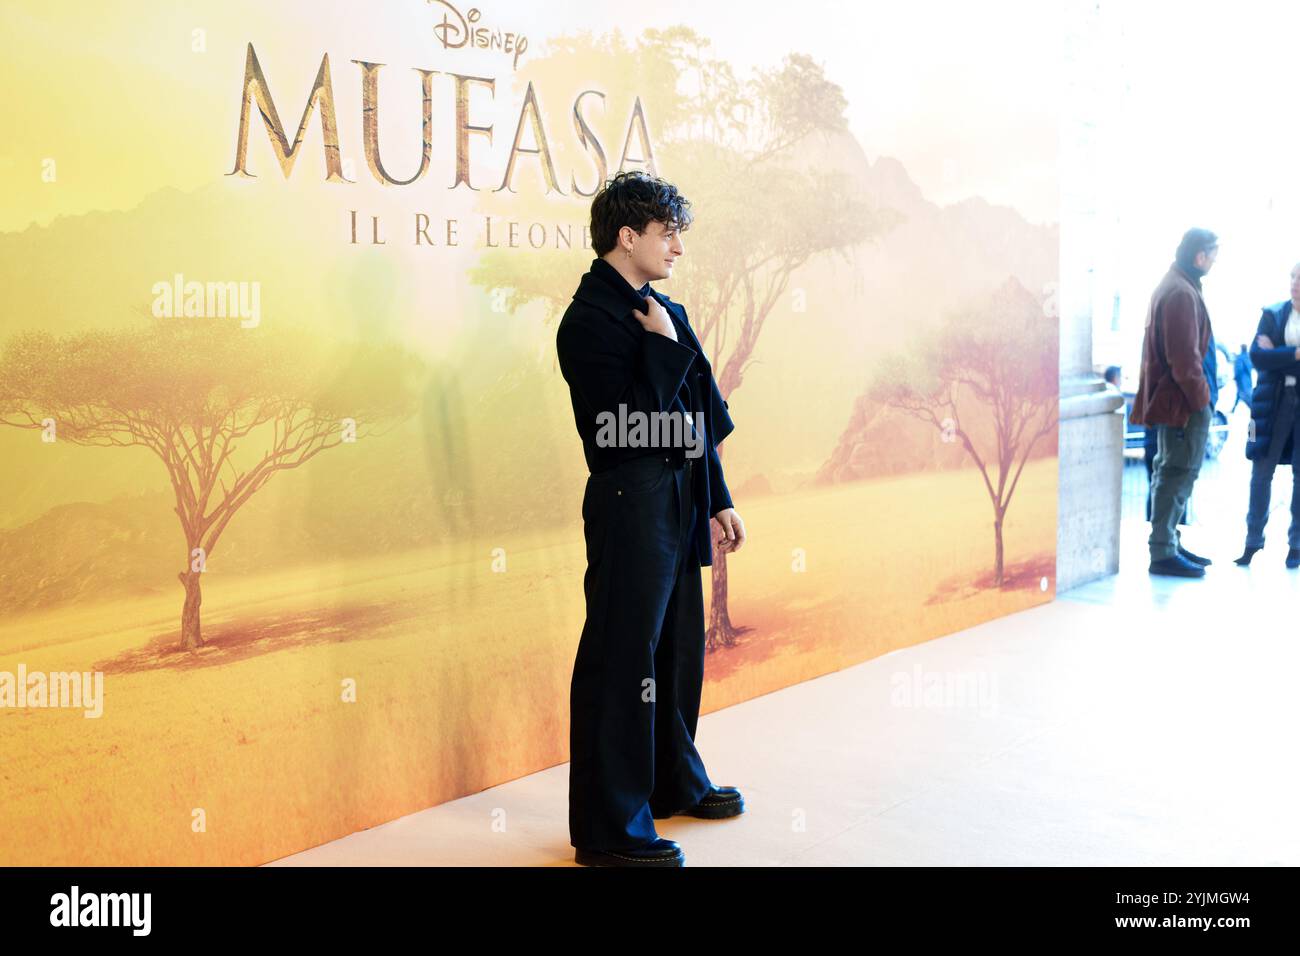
left=268, top=505, right=1300, bottom=866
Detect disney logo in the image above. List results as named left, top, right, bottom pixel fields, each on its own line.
left=427, top=1, right=529, bottom=70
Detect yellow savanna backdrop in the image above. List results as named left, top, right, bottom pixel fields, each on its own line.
left=0, top=0, right=1058, bottom=864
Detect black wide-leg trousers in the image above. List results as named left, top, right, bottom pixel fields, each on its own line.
left=569, top=452, right=714, bottom=851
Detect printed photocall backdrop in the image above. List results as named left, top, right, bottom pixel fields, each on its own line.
left=0, top=0, right=1060, bottom=864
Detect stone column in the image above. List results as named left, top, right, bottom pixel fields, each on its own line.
left=1057, top=0, right=1125, bottom=592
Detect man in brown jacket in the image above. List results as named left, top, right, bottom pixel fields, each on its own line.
left=1128, top=227, right=1219, bottom=577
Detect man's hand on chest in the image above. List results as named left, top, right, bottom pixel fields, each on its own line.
left=631, top=295, right=677, bottom=341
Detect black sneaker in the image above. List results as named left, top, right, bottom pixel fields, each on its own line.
left=574, top=837, right=683, bottom=867
left=1149, top=554, right=1205, bottom=578
left=1177, top=545, right=1212, bottom=566
left=1287, top=548, right=1300, bottom=569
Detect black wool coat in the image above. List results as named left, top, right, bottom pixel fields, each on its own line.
left=556, top=257, right=736, bottom=565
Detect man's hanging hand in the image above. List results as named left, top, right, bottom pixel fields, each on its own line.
left=712, top=508, right=745, bottom=554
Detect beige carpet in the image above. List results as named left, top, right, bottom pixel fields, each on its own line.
left=268, top=516, right=1300, bottom=866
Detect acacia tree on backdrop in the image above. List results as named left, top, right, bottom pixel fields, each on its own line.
left=869, top=278, right=1058, bottom=586
left=648, top=41, right=898, bottom=650
left=475, top=28, right=898, bottom=651
left=0, top=319, right=422, bottom=651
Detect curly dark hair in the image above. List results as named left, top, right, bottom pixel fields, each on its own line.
left=589, top=170, right=693, bottom=257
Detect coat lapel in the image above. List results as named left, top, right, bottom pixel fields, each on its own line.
left=571, top=262, right=712, bottom=372
left=644, top=290, right=733, bottom=442
left=571, top=269, right=641, bottom=332
left=1262, top=300, right=1291, bottom=345
left=570, top=260, right=735, bottom=446
left=646, top=290, right=712, bottom=375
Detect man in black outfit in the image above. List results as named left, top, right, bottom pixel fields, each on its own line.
left=556, top=170, right=747, bottom=867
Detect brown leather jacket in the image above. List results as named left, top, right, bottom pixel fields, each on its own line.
left=1128, top=263, right=1212, bottom=428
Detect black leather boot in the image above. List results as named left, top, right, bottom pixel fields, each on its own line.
left=1234, top=545, right=1262, bottom=566
left=574, top=837, right=684, bottom=867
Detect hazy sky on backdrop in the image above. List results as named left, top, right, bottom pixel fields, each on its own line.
left=1083, top=0, right=1300, bottom=370
left=547, top=0, right=1061, bottom=225
left=1, top=0, right=1060, bottom=232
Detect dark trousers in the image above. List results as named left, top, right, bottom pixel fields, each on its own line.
left=1245, top=383, right=1300, bottom=549
left=1148, top=404, right=1211, bottom=560
left=569, top=452, right=713, bottom=850
left=1144, top=443, right=1187, bottom=526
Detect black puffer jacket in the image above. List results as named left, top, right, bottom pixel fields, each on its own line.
left=1247, top=300, right=1300, bottom=465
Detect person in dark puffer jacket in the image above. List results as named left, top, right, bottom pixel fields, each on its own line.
left=1236, top=262, right=1300, bottom=567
